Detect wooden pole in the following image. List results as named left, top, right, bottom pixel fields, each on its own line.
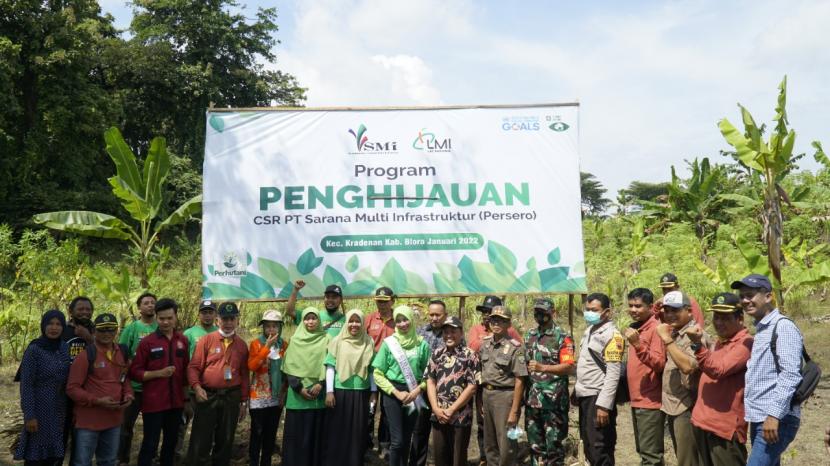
left=568, top=294, right=575, bottom=337
left=458, top=296, right=466, bottom=322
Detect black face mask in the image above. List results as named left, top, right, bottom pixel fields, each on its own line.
left=533, top=311, right=550, bottom=326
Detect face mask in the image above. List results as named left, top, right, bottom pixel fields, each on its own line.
left=533, top=312, right=550, bottom=326
left=218, top=329, right=235, bottom=338
left=583, top=310, right=603, bottom=326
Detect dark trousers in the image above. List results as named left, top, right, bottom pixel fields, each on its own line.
left=431, top=422, right=471, bottom=466
left=408, top=407, right=431, bottom=466
left=249, top=406, right=282, bottom=466
left=117, top=390, right=143, bottom=463
left=175, top=397, right=196, bottom=461
left=369, top=396, right=391, bottom=450
left=475, top=387, right=486, bottom=462
left=382, top=391, right=420, bottom=466
left=667, top=411, right=700, bottom=466
left=578, top=396, right=617, bottom=466
left=631, top=407, right=665, bottom=466
left=24, top=459, right=62, bottom=466
left=139, top=408, right=182, bottom=466
left=692, top=425, right=747, bottom=466
left=186, top=387, right=241, bottom=466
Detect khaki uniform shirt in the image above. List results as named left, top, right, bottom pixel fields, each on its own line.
left=574, top=320, right=625, bottom=410
left=661, top=320, right=708, bottom=416
left=480, top=335, right=528, bottom=388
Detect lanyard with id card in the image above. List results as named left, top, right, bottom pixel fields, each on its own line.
left=221, top=338, right=234, bottom=381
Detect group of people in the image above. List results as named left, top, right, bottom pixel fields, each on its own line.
left=11, top=271, right=817, bottom=466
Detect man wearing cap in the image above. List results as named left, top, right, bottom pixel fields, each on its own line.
left=688, top=293, right=753, bottom=466
left=66, top=313, right=133, bottom=466
left=63, top=296, right=96, bottom=465
left=480, top=305, right=528, bottom=466
left=524, top=298, right=575, bottom=466
left=286, top=280, right=346, bottom=337
left=574, top=292, right=624, bottom=466
left=117, top=292, right=158, bottom=466
left=625, top=287, right=666, bottom=466
left=732, top=274, right=804, bottom=466
left=186, top=301, right=250, bottom=465
left=656, top=273, right=704, bottom=326
left=426, top=316, right=480, bottom=466
left=365, top=286, right=396, bottom=458
left=410, top=299, right=452, bottom=466
left=655, top=291, right=708, bottom=466
left=129, top=298, right=190, bottom=466
left=175, top=299, right=219, bottom=460
left=248, top=310, right=288, bottom=466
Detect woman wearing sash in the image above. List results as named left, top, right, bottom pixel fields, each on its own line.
left=282, top=307, right=330, bottom=466
left=372, top=305, right=431, bottom=466
left=322, top=309, right=375, bottom=466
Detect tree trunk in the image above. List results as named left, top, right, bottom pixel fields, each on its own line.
left=765, top=182, right=785, bottom=307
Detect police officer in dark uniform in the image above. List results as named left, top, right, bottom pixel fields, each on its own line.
left=479, top=305, right=528, bottom=466
left=524, top=298, right=576, bottom=466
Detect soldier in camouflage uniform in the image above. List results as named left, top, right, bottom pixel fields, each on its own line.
left=524, top=298, right=576, bottom=466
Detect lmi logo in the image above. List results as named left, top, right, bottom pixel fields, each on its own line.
left=348, top=124, right=398, bottom=154
left=412, top=128, right=452, bottom=153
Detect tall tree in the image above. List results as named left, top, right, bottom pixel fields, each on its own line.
left=580, top=172, right=611, bottom=217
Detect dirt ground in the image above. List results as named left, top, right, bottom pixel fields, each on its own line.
left=2, top=317, right=828, bottom=465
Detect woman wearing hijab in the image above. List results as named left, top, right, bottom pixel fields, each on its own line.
left=14, top=310, right=73, bottom=466
left=248, top=310, right=289, bottom=466
left=322, top=309, right=375, bottom=466
left=282, top=307, right=330, bottom=466
left=372, top=305, right=431, bottom=466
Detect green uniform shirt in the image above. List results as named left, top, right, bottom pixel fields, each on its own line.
left=294, top=310, right=345, bottom=338
left=324, top=352, right=371, bottom=390
left=119, top=319, right=158, bottom=391
left=183, top=324, right=218, bottom=358
left=285, top=377, right=326, bottom=410
left=371, top=338, right=430, bottom=386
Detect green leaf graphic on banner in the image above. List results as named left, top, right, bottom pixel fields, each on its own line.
left=345, top=255, right=359, bottom=273
left=206, top=283, right=256, bottom=299
left=404, top=271, right=428, bottom=294
left=571, top=260, right=586, bottom=276
left=296, top=248, right=323, bottom=275
left=380, top=258, right=408, bottom=292
left=240, top=272, right=275, bottom=298
left=344, top=280, right=377, bottom=296
left=353, top=267, right=376, bottom=282
left=246, top=252, right=253, bottom=266
left=208, top=264, right=215, bottom=275
left=546, top=276, right=587, bottom=292
left=526, top=257, right=536, bottom=270
left=458, top=256, right=485, bottom=292
left=433, top=273, right=455, bottom=294
left=509, top=269, right=541, bottom=292
left=323, top=266, right=347, bottom=288
left=277, top=281, right=294, bottom=299
left=288, top=265, right=324, bottom=296
left=539, top=266, right=569, bottom=289
left=547, top=248, right=561, bottom=265
left=209, top=115, right=225, bottom=133
left=487, top=241, right=517, bottom=275
left=202, top=286, right=212, bottom=299
left=436, top=263, right=461, bottom=281
left=258, top=258, right=289, bottom=286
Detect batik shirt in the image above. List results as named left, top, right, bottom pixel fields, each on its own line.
left=426, top=345, right=480, bottom=426
left=524, top=324, right=575, bottom=410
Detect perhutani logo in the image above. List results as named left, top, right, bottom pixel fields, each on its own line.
left=348, top=124, right=398, bottom=154
left=412, top=128, right=452, bottom=152
left=546, top=115, right=570, bottom=132
left=213, top=251, right=247, bottom=277
left=222, top=252, right=238, bottom=269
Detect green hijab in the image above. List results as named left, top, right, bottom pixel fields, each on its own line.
left=328, top=309, right=375, bottom=382
left=283, top=307, right=330, bottom=380
left=392, top=305, right=421, bottom=349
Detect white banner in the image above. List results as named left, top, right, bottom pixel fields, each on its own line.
left=202, top=104, right=586, bottom=299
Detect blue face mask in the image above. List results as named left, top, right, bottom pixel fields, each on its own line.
left=583, top=310, right=603, bottom=326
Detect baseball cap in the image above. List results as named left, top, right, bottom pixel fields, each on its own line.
left=662, top=291, right=690, bottom=309
left=259, top=309, right=284, bottom=324
left=533, top=298, right=554, bottom=313
left=730, top=274, right=773, bottom=292
left=199, top=300, right=217, bottom=312
left=94, top=313, right=118, bottom=330
left=441, top=316, right=463, bottom=329
left=489, top=305, right=512, bottom=320
left=660, top=273, right=679, bottom=288
left=709, top=293, right=741, bottom=313
left=325, top=284, right=343, bottom=297
left=374, top=287, right=394, bottom=301
left=217, top=302, right=240, bottom=318
left=475, top=295, right=502, bottom=312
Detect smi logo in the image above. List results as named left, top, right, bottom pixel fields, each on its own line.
left=348, top=124, right=397, bottom=154
left=412, top=128, right=452, bottom=152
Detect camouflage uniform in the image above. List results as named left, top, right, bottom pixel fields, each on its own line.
left=524, top=323, right=575, bottom=466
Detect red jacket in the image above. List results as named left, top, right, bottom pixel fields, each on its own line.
left=129, top=330, right=189, bottom=413
left=626, top=316, right=666, bottom=409
left=187, top=331, right=250, bottom=401
left=67, top=342, right=133, bottom=430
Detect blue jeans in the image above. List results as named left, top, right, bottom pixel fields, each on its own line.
left=747, top=415, right=800, bottom=466
left=73, top=426, right=120, bottom=466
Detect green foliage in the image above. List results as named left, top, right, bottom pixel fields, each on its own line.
left=580, top=172, right=611, bottom=217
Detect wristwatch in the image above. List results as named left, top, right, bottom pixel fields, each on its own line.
left=690, top=342, right=702, bottom=352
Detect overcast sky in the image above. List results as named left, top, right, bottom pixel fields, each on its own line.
left=101, top=0, right=830, bottom=198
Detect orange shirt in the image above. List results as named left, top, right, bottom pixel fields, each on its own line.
left=248, top=338, right=288, bottom=403
left=691, top=329, right=753, bottom=442
left=466, top=324, right=523, bottom=352
left=187, top=332, right=250, bottom=401
left=365, top=311, right=396, bottom=351
left=66, top=343, right=132, bottom=430
left=626, top=316, right=666, bottom=409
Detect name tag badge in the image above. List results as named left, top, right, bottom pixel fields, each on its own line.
left=223, top=366, right=233, bottom=380
left=97, top=361, right=107, bottom=368
left=268, top=347, right=280, bottom=360
left=151, top=347, right=164, bottom=353
left=215, top=347, right=222, bottom=354
left=120, top=372, right=126, bottom=383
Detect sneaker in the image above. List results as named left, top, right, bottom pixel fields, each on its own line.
left=379, top=447, right=390, bottom=460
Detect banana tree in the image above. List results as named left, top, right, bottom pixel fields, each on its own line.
left=33, top=127, right=202, bottom=288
